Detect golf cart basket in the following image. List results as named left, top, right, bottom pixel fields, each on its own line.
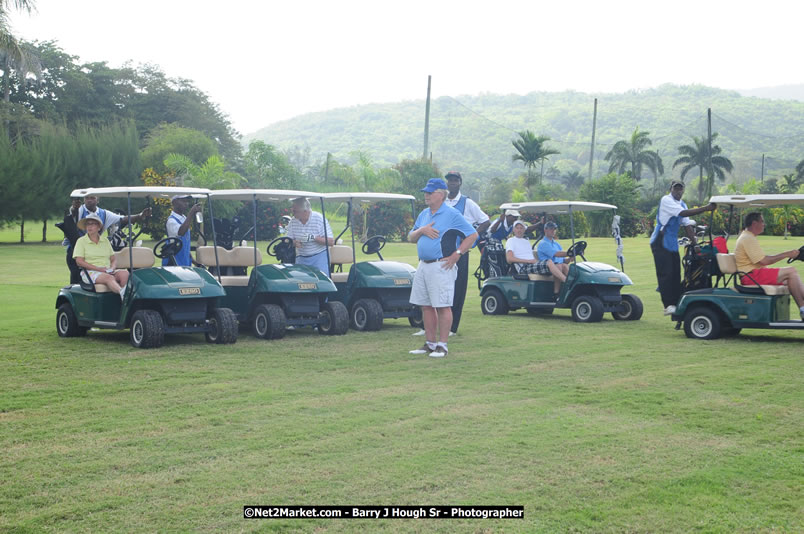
left=474, top=234, right=509, bottom=289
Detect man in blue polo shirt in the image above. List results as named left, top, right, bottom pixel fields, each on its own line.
left=535, top=221, right=573, bottom=296
left=408, top=178, right=477, bottom=358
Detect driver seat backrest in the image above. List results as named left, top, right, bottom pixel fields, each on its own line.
left=328, top=245, right=353, bottom=283
left=93, top=247, right=155, bottom=293
left=196, top=246, right=261, bottom=286
left=716, top=253, right=790, bottom=296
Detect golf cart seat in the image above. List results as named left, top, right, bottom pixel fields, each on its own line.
left=328, top=245, right=354, bottom=283
left=196, top=246, right=262, bottom=286
left=88, top=247, right=155, bottom=293
left=716, top=253, right=790, bottom=296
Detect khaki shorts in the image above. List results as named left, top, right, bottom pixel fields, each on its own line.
left=409, top=260, right=458, bottom=308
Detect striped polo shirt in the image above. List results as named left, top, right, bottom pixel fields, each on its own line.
left=286, top=211, right=333, bottom=257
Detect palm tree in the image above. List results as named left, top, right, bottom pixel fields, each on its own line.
left=560, top=170, right=585, bottom=193
left=1, top=1, right=40, bottom=103
left=511, top=130, right=559, bottom=195
left=672, top=133, right=734, bottom=204
left=780, top=173, right=801, bottom=194
left=604, top=127, right=664, bottom=182
left=796, top=158, right=804, bottom=183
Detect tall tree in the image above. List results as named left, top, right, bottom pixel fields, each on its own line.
left=604, top=127, right=664, bottom=182
left=1, top=1, right=40, bottom=104
left=560, top=170, right=585, bottom=193
left=778, top=173, right=801, bottom=194
left=672, top=133, right=733, bottom=204
left=511, top=130, right=559, bottom=195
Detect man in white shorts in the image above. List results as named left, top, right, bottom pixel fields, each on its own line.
left=407, top=178, right=477, bottom=358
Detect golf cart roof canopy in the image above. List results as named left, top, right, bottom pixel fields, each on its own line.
left=499, top=201, right=617, bottom=214
left=325, top=192, right=416, bottom=203
left=206, top=189, right=325, bottom=201
left=70, top=186, right=212, bottom=199
left=708, top=194, right=804, bottom=208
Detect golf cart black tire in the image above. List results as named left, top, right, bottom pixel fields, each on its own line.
left=206, top=307, right=238, bottom=344
left=612, top=294, right=644, bottom=321
left=130, top=310, right=165, bottom=349
left=571, top=295, right=604, bottom=323
left=683, top=307, right=723, bottom=340
left=723, top=327, right=742, bottom=337
left=252, top=304, right=286, bottom=340
left=481, top=289, right=509, bottom=315
left=526, top=307, right=554, bottom=315
left=56, top=303, right=88, bottom=338
left=319, top=301, right=349, bottom=335
left=408, top=306, right=423, bottom=328
left=351, top=298, right=383, bottom=331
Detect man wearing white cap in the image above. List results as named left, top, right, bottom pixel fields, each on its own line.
left=164, top=195, right=202, bottom=267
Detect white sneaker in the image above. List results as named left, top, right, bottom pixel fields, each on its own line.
left=429, top=344, right=448, bottom=358
left=449, top=331, right=456, bottom=337
left=663, top=305, right=677, bottom=316
left=412, top=329, right=426, bottom=336
left=409, top=343, right=433, bottom=355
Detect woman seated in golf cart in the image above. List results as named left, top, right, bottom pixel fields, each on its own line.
left=73, top=213, right=129, bottom=300
left=505, top=220, right=571, bottom=295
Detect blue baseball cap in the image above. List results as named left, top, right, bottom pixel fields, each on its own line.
left=421, top=178, right=448, bottom=193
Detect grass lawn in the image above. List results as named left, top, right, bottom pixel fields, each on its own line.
left=1, top=237, right=802, bottom=533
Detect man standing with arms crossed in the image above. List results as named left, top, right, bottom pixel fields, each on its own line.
left=408, top=178, right=478, bottom=358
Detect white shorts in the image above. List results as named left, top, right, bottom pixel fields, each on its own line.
left=87, top=270, right=107, bottom=282
left=409, top=260, right=458, bottom=308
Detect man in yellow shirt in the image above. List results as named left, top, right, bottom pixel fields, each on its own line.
left=734, top=212, right=804, bottom=319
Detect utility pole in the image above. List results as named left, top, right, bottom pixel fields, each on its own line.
left=760, top=154, right=765, bottom=182
left=324, top=152, right=331, bottom=183
left=707, top=108, right=713, bottom=199
left=588, top=98, right=597, bottom=182
left=423, top=75, right=431, bottom=160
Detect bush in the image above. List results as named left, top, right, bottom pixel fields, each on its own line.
left=351, top=202, right=414, bottom=242
left=234, top=201, right=292, bottom=243
left=139, top=168, right=177, bottom=241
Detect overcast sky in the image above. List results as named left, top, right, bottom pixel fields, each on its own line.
left=9, top=0, right=803, bottom=135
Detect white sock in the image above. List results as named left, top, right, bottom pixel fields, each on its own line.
left=426, top=341, right=436, bottom=350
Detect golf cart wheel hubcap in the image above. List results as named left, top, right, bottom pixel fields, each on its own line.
left=256, top=314, right=267, bottom=336
left=133, top=320, right=143, bottom=344
left=209, top=319, right=218, bottom=340
left=59, top=313, right=68, bottom=333
left=486, top=297, right=497, bottom=313
left=321, top=312, right=331, bottom=330
left=693, top=316, right=712, bottom=336
left=354, top=308, right=366, bottom=327
left=577, top=302, right=591, bottom=319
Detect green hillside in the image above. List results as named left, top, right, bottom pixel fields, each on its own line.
left=246, top=84, right=804, bottom=185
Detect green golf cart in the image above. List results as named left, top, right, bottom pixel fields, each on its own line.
left=55, top=186, right=239, bottom=348
left=673, top=194, right=804, bottom=339
left=479, top=201, right=643, bottom=322
left=323, top=192, right=420, bottom=331
left=203, top=189, right=348, bottom=339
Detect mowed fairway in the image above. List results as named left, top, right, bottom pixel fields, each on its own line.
left=1, top=237, right=802, bottom=533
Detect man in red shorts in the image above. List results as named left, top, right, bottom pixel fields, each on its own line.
left=735, top=212, right=804, bottom=320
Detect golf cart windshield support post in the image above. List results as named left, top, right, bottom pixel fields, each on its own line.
left=318, top=196, right=331, bottom=267
left=727, top=205, right=734, bottom=236
left=252, top=193, right=258, bottom=269
left=350, top=200, right=357, bottom=261
left=334, top=199, right=350, bottom=244
left=207, top=193, right=221, bottom=283
left=126, top=193, right=133, bottom=272
left=569, top=205, right=575, bottom=247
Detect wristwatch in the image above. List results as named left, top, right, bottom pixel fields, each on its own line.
left=455, top=249, right=462, bottom=256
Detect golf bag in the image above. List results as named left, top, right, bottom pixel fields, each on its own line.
left=680, top=243, right=720, bottom=292
left=473, top=235, right=509, bottom=290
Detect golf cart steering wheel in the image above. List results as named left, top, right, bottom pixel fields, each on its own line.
left=362, top=235, right=387, bottom=256
left=267, top=236, right=295, bottom=259
left=566, top=240, right=587, bottom=261
left=788, top=246, right=804, bottom=263
left=153, top=237, right=183, bottom=259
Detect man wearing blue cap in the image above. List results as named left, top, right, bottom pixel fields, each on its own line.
left=407, top=178, right=478, bottom=358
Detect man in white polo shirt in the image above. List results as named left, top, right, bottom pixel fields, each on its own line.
left=286, top=197, right=334, bottom=275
